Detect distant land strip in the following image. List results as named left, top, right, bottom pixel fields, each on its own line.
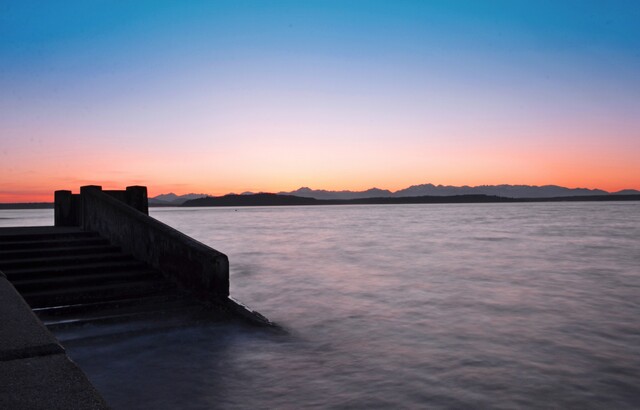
left=0, top=203, right=54, bottom=210
left=2, top=194, right=639, bottom=210
left=181, top=193, right=640, bottom=207
left=151, top=184, right=640, bottom=205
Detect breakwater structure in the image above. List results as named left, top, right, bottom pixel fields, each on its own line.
left=0, top=185, right=271, bottom=409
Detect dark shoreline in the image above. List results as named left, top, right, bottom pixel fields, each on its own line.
left=180, top=193, right=640, bottom=207
left=0, top=203, right=54, bottom=210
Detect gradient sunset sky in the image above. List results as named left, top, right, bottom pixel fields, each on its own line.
left=1, top=1, right=639, bottom=202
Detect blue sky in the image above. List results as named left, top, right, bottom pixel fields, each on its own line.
left=1, top=1, right=639, bottom=200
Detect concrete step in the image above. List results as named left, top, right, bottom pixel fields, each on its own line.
left=0, top=228, right=99, bottom=243
left=0, top=236, right=110, bottom=251
left=0, top=252, right=133, bottom=270
left=0, top=244, right=121, bottom=260
left=33, top=293, right=193, bottom=320
left=3, top=260, right=147, bottom=280
left=22, top=280, right=178, bottom=308
left=53, top=307, right=219, bottom=345
left=11, top=269, right=163, bottom=293
left=44, top=300, right=205, bottom=332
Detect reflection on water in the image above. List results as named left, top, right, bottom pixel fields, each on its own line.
left=3, top=203, right=640, bottom=408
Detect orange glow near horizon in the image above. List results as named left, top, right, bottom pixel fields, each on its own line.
left=1, top=117, right=639, bottom=202
left=2, top=137, right=638, bottom=203
left=2, top=3, right=639, bottom=203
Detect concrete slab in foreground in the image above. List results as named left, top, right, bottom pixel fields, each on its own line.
left=0, top=277, right=63, bottom=361
left=0, top=354, right=109, bottom=410
left=0, top=275, right=109, bottom=409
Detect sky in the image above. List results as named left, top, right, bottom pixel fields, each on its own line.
left=1, top=0, right=639, bottom=202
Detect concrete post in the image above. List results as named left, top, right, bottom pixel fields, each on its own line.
left=126, top=186, right=149, bottom=215
left=54, top=190, right=74, bottom=226
left=79, top=186, right=102, bottom=228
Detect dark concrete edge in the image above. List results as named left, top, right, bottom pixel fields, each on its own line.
left=0, top=343, right=65, bottom=362
left=0, top=270, right=110, bottom=407
left=222, top=297, right=281, bottom=330
left=0, top=274, right=65, bottom=360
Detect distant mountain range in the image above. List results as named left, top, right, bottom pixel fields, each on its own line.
left=279, top=184, right=640, bottom=199
left=182, top=193, right=640, bottom=207
left=151, top=184, right=639, bottom=204
left=183, top=193, right=320, bottom=207
left=149, top=193, right=207, bottom=205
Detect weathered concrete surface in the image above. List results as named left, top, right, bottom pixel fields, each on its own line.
left=0, top=275, right=109, bottom=409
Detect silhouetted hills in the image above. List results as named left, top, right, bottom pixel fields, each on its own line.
left=1, top=185, right=637, bottom=209
left=182, top=193, right=320, bottom=207
left=612, top=189, right=640, bottom=195
left=149, top=193, right=207, bottom=205
left=281, top=187, right=393, bottom=200
left=278, top=184, right=611, bottom=200
left=181, top=193, right=640, bottom=207
left=397, top=184, right=609, bottom=198
left=152, top=184, right=640, bottom=207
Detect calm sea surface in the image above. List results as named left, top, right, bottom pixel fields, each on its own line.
left=2, top=203, right=639, bottom=409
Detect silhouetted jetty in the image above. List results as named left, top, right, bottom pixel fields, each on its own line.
left=0, top=185, right=271, bottom=409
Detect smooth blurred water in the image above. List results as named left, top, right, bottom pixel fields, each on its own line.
left=2, top=203, right=639, bottom=409
left=0, top=208, right=53, bottom=227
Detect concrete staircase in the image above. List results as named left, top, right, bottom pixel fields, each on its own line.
left=0, top=226, right=210, bottom=341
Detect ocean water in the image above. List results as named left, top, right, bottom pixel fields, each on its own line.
left=2, top=203, right=639, bottom=409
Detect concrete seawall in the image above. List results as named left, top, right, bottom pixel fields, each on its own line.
left=0, top=269, right=109, bottom=409
left=62, top=186, right=229, bottom=301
